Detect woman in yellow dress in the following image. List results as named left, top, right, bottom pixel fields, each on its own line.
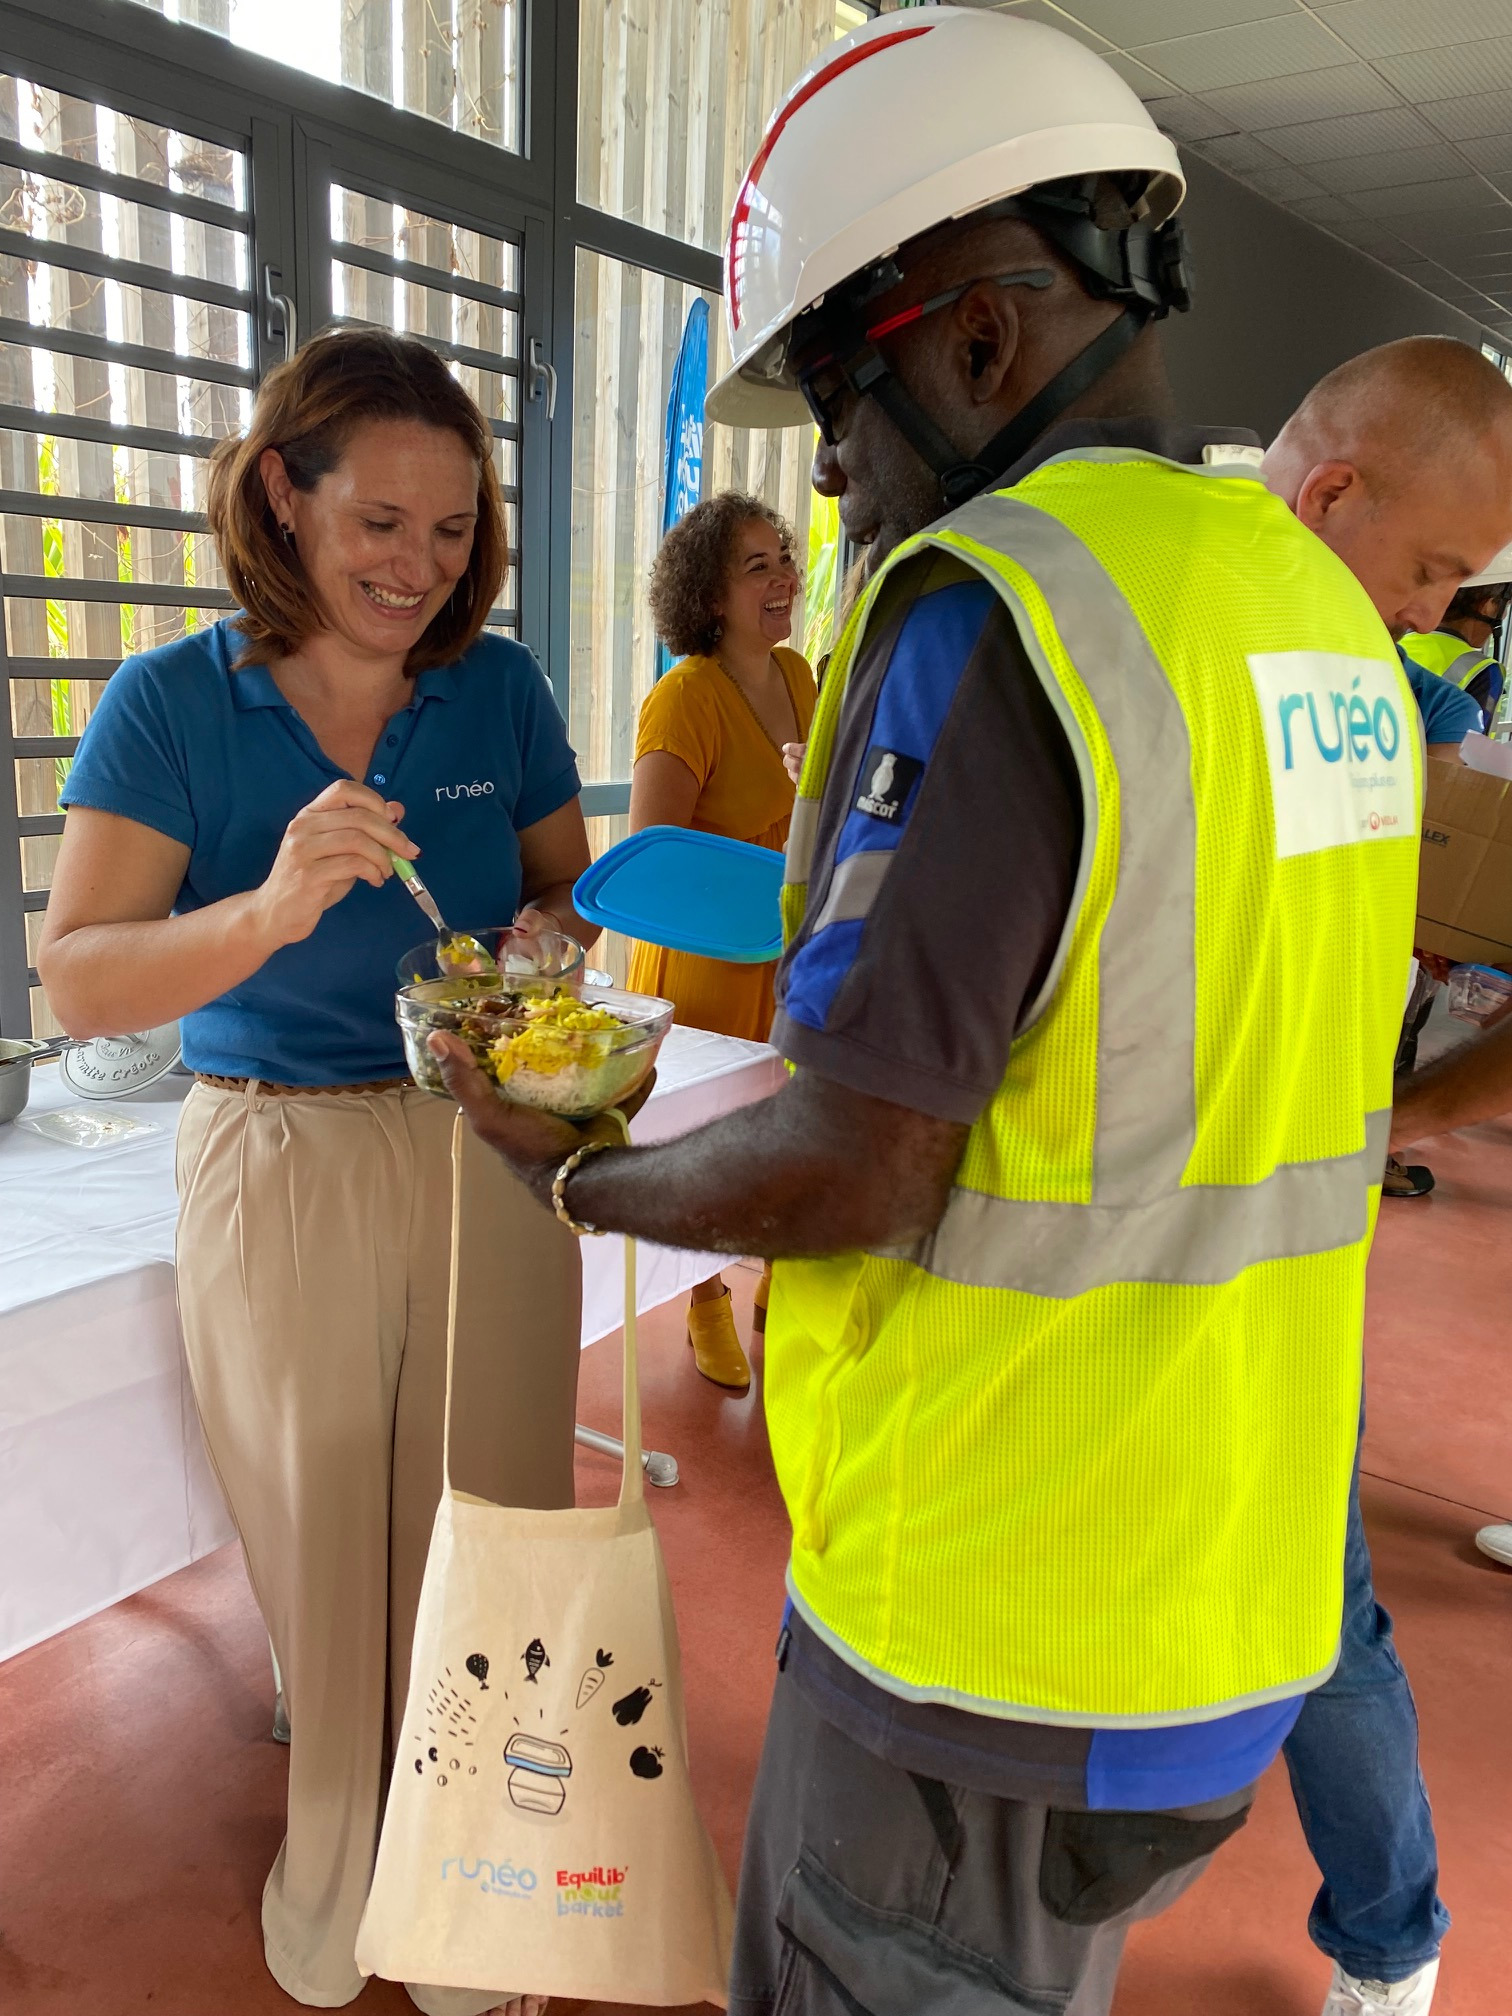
left=628, top=492, right=816, bottom=1389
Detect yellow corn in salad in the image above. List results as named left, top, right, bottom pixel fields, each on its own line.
left=488, top=994, right=623, bottom=1081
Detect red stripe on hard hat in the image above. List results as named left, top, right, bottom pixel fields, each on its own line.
left=727, top=23, right=935, bottom=330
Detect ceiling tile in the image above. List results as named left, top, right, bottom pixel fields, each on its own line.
left=1100, top=49, right=1180, bottom=97
left=1128, top=15, right=1348, bottom=94
left=1307, top=144, right=1470, bottom=193
left=1143, top=94, right=1243, bottom=142
left=1196, top=65, right=1400, bottom=128
left=1459, top=133, right=1512, bottom=175
left=1325, top=219, right=1420, bottom=255
left=1348, top=177, right=1508, bottom=217
left=1319, top=0, right=1512, bottom=63
left=1256, top=105, right=1439, bottom=164
left=1421, top=90, right=1512, bottom=141
left=989, top=2, right=1113, bottom=51
left=1058, top=0, right=1301, bottom=38
left=1240, top=160, right=1328, bottom=200
left=1401, top=210, right=1512, bottom=238
left=1288, top=192, right=1365, bottom=223
left=1373, top=39, right=1512, bottom=102
left=1196, top=131, right=1287, bottom=174
left=1397, top=224, right=1512, bottom=258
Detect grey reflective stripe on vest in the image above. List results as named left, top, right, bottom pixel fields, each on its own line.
left=1444, top=646, right=1491, bottom=689
left=785, top=795, right=820, bottom=888
left=787, top=1575, right=1340, bottom=1728
left=898, top=1108, right=1394, bottom=1298
left=881, top=487, right=1386, bottom=1294
left=947, top=493, right=1198, bottom=1207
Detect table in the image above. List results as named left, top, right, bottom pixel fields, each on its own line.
left=0, top=1029, right=784, bottom=1662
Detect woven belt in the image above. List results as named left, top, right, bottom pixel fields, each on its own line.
left=194, top=1072, right=413, bottom=1097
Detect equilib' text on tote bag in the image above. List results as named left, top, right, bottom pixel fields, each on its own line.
left=357, top=1117, right=732, bottom=2005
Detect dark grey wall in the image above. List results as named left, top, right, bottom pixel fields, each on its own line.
left=1163, top=154, right=1490, bottom=445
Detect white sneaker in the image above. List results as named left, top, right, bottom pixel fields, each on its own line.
left=1475, top=1522, right=1512, bottom=1566
left=1322, top=1957, right=1439, bottom=2015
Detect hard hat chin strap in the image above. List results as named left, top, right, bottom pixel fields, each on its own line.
left=822, top=203, right=1192, bottom=512
left=874, top=308, right=1145, bottom=512
left=857, top=306, right=1150, bottom=511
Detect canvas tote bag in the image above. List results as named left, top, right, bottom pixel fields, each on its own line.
left=357, top=1116, right=733, bottom=2005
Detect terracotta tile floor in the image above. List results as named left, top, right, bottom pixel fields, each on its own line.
left=2, top=1115, right=1508, bottom=2016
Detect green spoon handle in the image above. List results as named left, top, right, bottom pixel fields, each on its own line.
left=391, top=852, right=446, bottom=932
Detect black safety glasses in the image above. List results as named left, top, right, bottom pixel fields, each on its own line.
left=795, top=267, right=1054, bottom=445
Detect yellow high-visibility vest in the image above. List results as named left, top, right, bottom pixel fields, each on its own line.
left=1400, top=628, right=1497, bottom=696
left=770, top=449, right=1420, bottom=1726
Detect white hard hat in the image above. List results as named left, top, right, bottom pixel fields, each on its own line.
left=707, top=7, right=1186, bottom=428
left=1463, top=542, right=1512, bottom=587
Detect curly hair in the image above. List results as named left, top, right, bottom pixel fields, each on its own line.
left=207, top=326, right=507, bottom=676
left=648, top=491, right=798, bottom=658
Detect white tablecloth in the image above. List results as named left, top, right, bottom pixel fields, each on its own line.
left=0, top=1030, right=783, bottom=1661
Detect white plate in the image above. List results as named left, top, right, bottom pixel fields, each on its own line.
left=59, top=1024, right=182, bottom=1100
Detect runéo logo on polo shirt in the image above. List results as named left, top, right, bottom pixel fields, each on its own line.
left=436, top=779, right=496, bottom=801
left=854, top=746, right=922, bottom=824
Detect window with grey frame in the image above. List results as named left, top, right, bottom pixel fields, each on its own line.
left=0, top=0, right=867, bottom=1033
left=0, top=0, right=557, bottom=1039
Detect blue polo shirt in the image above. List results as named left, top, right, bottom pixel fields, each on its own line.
left=60, top=618, right=581, bottom=1084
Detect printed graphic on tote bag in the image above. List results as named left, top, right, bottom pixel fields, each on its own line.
left=575, top=1648, right=614, bottom=1708
left=412, top=1663, right=487, bottom=1784
left=411, top=1636, right=666, bottom=1824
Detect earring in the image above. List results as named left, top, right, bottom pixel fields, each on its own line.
left=279, top=523, right=295, bottom=547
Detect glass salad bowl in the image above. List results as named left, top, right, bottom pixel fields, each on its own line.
left=395, top=978, right=674, bottom=1118
left=395, top=925, right=586, bottom=993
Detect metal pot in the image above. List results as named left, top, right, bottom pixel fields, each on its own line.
left=0, top=1037, right=50, bottom=1123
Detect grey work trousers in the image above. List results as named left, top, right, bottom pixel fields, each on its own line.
left=730, top=1663, right=1252, bottom=2016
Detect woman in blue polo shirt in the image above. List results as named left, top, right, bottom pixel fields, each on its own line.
left=39, top=330, right=573, bottom=2016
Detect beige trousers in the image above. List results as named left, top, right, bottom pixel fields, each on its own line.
left=176, top=1081, right=582, bottom=2013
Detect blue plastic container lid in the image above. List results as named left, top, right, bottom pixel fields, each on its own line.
left=573, top=826, right=784, bottom=964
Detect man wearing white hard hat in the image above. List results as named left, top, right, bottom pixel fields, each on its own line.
left=435, top=14, right=1443, bottom=2014
left=1401, top=547, right=1512, bottom=730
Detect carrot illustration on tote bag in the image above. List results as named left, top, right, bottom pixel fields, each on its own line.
left=357, top=1117, right=732, bottom=2005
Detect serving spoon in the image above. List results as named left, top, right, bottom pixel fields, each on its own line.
left=390, top=853, right=501, bottom=980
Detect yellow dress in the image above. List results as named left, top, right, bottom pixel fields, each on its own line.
left=627, top=647, right=817, bottom=1042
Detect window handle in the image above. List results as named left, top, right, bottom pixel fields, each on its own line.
left=262, top=265, right=297, bottom=361
left=528, top=337, right=557, bottom=421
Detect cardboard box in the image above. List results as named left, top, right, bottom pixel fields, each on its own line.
left=1417, top=756, right=1512, bottom=964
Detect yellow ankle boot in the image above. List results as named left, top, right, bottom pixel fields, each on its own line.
left=688, top=1285, right=751, bottom=1390
left=751, top=1263, right=773, bottom=1342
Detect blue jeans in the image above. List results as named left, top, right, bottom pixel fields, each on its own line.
left=1282, top=1436, right=1450, bottom=1983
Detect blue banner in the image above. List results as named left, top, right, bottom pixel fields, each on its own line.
left=657, top=297, right=710, bottom=678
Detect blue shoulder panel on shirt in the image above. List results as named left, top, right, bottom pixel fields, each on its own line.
left=782, top=919, right=866, bottom=1034
left=781, top=578, right=998, bottom=1034
left=833, top=577, right=999, bottom=865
